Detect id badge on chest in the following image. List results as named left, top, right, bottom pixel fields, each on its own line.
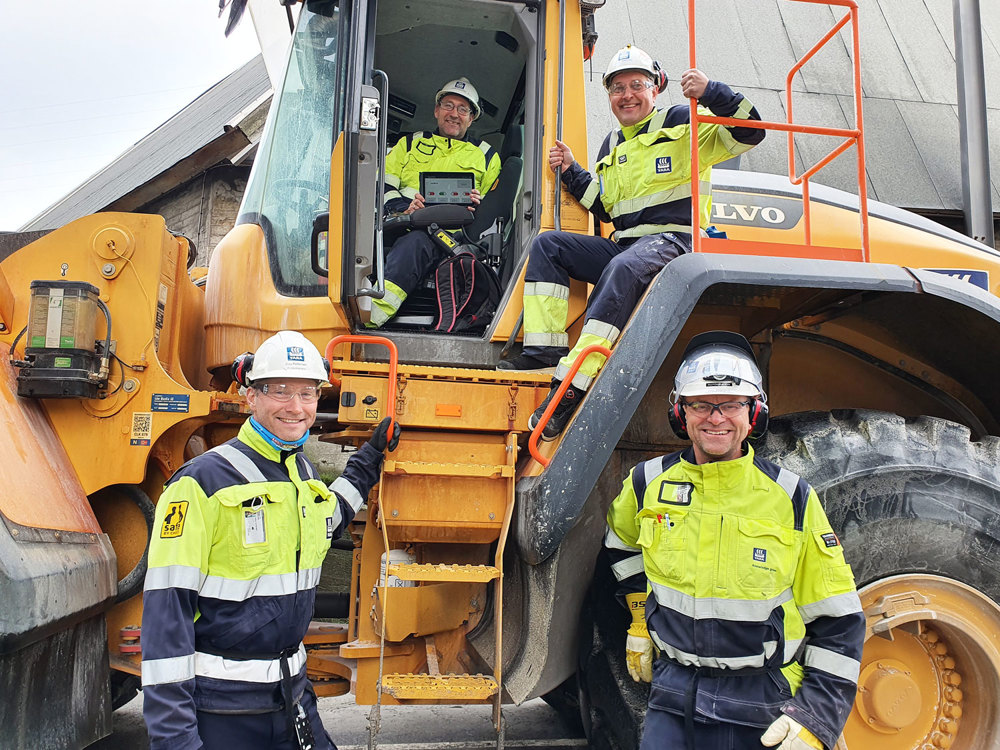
left=243, top=496, right=267, bottom=545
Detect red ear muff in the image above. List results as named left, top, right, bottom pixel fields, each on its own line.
left=748, top=398, right=769, bottom=440
left=653, top=61, right=668, bottom=94
left=231, top=352, right=254, bottom=388
left=668, top=401, right=688, bottom=439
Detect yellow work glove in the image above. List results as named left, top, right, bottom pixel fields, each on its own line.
left=624, top=592, right=653, bottom=683
left=760, top=715, right=824, bottom=750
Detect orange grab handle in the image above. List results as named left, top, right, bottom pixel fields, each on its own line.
left=528, top=344, right=612, bottom=468
left=325, top=334, right=399, bottom=434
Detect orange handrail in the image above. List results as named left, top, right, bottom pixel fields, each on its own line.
left=688, top=0, right=869, bottom=261
left=325, top=334, right=399, bottom=433
left=528, top=344, right=612, bottom=467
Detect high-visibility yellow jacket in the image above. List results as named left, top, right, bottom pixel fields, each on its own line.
left=562, top=80, right=763, bottom=242
left=141, top=420, right=382, bottom=750
left=383, top=130, right=501, bottom=212
left=605, top=445, right=864, bottom=749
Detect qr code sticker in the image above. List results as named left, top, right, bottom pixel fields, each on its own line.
left=131, top=412, right=152, bottom=446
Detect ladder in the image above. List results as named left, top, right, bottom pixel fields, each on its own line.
left=323, top=336, right=550, bottom=750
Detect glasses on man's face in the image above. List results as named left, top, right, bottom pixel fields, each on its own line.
left=608, top=79, right=655, bottom=96
left=681, top=400, right=751, bottom=417
left=438, top=100, right=472, bottom=116
left=258, top=383, right=322, bottom=404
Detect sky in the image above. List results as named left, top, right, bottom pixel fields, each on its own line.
left=1, top=1, right=261, bottom=231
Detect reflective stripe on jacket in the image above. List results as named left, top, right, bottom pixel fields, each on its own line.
left=141, top=420, right=383, bottom=750
left=605, top=445, right=864, bottom=749
left=383, top=130, right=501, bottom=211
left=562, top=80, right=763, bottom=240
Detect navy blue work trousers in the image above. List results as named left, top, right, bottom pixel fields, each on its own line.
left=383, top=230, right=444, bottom=300
left=522, top=230, right=690, bottom=360
left=197, top=684, right=336, bottom=750
left=640, top=707, right=766, bottom=750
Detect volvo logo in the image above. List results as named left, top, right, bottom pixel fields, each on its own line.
left=710, top=191, right=803, bottom=230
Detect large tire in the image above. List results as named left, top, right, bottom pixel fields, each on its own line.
left=758, top=410, right=1000, bottom=596
left=110, top=670, right=141, bottom=711
left=759, top=410, right=1000, bottom=749
left=570, top=549, right=647, bottom=750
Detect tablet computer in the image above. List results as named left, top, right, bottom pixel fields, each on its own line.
left=420, top=172, right=475, bottom=205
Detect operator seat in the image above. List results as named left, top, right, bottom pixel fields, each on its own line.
left=465, top=123, right=523, bottom=275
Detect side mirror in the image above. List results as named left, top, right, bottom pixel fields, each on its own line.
left=311, top=212, right=329, bottom=277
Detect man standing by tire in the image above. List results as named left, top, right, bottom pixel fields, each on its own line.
left=604, top=331, right=865, bottom=749
left=498, top=45, right=764, bottom=440
left=141, top=330, right=400, bottom=750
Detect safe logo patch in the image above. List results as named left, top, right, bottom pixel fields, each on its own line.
left=286, top=346, right=305, bottom=362
left=655, top=156, right=672, bottom=174
left=160, top=501, right=189, bottom=538
left=753, top=547, right=767, bottom=563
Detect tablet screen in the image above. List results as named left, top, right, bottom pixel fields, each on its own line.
left=420, top=172, right=475, bottom=205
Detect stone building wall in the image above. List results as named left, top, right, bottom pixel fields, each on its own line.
left=141, top=165, right=249, bottom=268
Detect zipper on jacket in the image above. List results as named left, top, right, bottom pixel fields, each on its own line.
left=714, top=515, right=725, bottom=589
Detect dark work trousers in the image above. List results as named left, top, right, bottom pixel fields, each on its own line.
left=640, top=707, right=765, bottom=750
left=384, top=230, right=445, bottom=301
left=522, top=230, right=691, bottom=361
left=197, top=684, right=337, bottom=750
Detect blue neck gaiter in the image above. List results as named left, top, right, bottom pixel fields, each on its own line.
left=249, top=416, right=308, bottom=451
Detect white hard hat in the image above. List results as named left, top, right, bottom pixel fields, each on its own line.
left=435, top=77, right=481, bottom=120
left=603, top=45, right=659, bottom=89
left=247, top=331, right=329, bottom=384
left=673, top=332, right=765, bottom=400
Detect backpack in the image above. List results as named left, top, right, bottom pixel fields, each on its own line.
left=433, top=251, right=503, bottom=333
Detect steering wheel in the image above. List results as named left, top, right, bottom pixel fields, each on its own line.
left=269, top=179, right=329, bottom=208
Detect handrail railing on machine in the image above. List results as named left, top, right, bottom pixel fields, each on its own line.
left=325, top=334, right=398, bottom=435
left=688, top=0, right=870, bottom=262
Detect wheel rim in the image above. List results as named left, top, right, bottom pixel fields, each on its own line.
left=844, top=574, right=1000, bottom=749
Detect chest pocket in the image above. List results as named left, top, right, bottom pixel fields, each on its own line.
left=404, top=143, right=484, bottom=192
left=216, top=487, right=280, bottom=578
left=598, top=130, right=691, bottom=212
left=734, top=518, right=797, bottom=596
left=636, top=509, right=690, bottom=584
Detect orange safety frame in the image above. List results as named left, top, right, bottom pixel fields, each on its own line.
left=528, top=344, right=612, bottom=467
left=688, top=0, right=870, bottom=263
left=325, top=334, right=399, bottom=433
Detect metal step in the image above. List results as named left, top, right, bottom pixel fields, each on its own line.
left=387, top=563, right=500, bottom=583
left=384, top=460, right=514, bottom=478
left=382, top=673, right=499, bottom=700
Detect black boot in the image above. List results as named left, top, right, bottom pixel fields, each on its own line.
left=528, top=380, right=585, bottom=440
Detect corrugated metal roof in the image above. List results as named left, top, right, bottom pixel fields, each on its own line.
left=586, top=0, right=1000, bottom=214
left=21, top=55, right=271, bottom=231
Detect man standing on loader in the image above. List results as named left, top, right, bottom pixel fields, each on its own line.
left=141, top=330, right=400, bottom=750
left=498, top=45, right=764, bottom=439
left=605, top=331, right=865, bottom=750
left=369, top=76, right=501, bottom=328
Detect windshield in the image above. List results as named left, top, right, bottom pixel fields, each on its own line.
left=238, top=0, right=343, bottom=296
